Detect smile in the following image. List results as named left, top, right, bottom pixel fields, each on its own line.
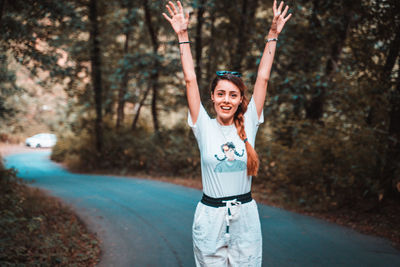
left=221, top=106, right=232, bottom=110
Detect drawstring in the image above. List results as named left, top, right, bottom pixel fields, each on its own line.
left=222, top=199, right=242, bottom=238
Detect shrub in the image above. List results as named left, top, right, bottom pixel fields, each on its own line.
left=255, top=119, right=391, bottom=211
left=51, top=122, right=201, bottom=176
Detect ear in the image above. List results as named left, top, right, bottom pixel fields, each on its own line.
left=211, top=93, right=215, bottom=102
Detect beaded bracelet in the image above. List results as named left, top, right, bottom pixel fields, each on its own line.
left=179, top=41, right=191, bottom=45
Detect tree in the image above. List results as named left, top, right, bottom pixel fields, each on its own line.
left=116, top=0, right=137, bottom=130
left=143, top=0, right=161, bottom=133
left=194, top=0, right=206, bottom=89
left=89, top=0, right=104, bottom=154
left=0, top=0, right=82, bottom=138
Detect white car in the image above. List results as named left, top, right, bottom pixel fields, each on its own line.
left=25, top=133, right=57, bottom=148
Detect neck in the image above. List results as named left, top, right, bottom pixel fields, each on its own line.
left=216, top=116, right=234, bottom=126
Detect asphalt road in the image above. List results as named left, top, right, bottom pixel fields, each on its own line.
left=4, top=151, right=400, bottom=267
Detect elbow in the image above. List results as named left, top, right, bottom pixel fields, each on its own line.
left=257, top=74, right=270, bottom=83
left=185, top=73, right=197, bottom=84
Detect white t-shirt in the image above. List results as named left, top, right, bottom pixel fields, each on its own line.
left=188, top=97, right=264, bottom=198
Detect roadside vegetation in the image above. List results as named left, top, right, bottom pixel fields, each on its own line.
left=51, top=122, right=200, bottom=177
left=0, top=156, right=101, bottom=266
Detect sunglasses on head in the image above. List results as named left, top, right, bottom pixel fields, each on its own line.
left=216, top=71, right=242, bottom=78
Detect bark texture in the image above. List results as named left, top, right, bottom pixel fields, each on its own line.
left=89, top=0, right=103, bottom=154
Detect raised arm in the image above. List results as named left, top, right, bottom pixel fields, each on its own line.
left=253, top=0, right=292, bottom=117
left=163, top=1, right=201, bottom=124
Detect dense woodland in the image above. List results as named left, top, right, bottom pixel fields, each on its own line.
left=1, top=0, right=400, bottom=211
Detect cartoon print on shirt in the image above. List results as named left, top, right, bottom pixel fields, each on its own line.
left=214, top=142, right=247, bottom=173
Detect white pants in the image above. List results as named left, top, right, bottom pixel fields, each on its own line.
left=192, top=199, right=262, bottom=267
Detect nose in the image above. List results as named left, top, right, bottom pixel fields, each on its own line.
left=224, top=94, right=229, bottom=103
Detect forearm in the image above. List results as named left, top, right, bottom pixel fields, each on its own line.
left=177, top=31, right=196, bottom=83
left=177, top=30, right=200, bottom=121
left=163, top=1, right=200, bottom=122
left=251, top=0, right=291, bottom=116
left=253, top=30, right=279, bottom=115
left=257, top=31, right=279, bottom=81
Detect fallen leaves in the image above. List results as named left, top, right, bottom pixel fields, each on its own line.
left=0, top=163, right=101, bottom=266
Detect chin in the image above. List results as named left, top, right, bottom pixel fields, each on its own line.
left=217, top=112, right=235, bottom=122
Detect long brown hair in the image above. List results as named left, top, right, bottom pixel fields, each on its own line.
left=211, top=74, right=259, bottom=176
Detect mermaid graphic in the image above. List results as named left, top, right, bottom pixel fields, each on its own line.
left=214, top=142, right=246, bottom=173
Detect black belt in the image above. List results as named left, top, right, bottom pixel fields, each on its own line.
left=201, top=192, right=252, bottom=207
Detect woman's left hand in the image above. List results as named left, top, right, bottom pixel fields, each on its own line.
left=269, top=0, right=292, bottom=36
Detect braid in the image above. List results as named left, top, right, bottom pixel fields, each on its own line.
left=234, top=95, right=259, bottom=176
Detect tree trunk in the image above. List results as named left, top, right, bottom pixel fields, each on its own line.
left=232, top=0, right=248, bottom=71
left=131, top=83, right=152, bottom=131
left=381, top=28, right=400, bottom=198
left=382, top=27, right=400, bottom=79
left=325, top=10, right=352, bottom=77
left=150, top=70, right=159, bottom=132
left=306, top=4, right=352, bottom=121
left=195, top=0, right=206, bottom=89
left=203, top=4, right=217, bottom=110
left=0, top=0, right=6, bottom=27
left=302, top=0, right=321, bottom=74
left=366, top=25, right=400, bottom=127
left=89, top=0, right=103, bottom=154
left=232, top=0, right=258, bottom=72
left=143, top=0, right=160, bottom=133
left=205, top=5, right=216, bottom=84
left=116, top=30, right=131, bottom=130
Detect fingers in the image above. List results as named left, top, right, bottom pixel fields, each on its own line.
left=277, top=1, right=284, bottom=14
left=281, top=5, right=289, bottom=17
left=166, top=4, right=174, bottom=17
left=274, top=1, right=292, bottom=21
left=162, top=13, right=172, bottom=22
left=168, top=1, right=178, bottom=15
left=164, top=1, right=188, bottom=24
left=177, top=1, right=184, bottom=15
left=284, top=13, right=292, bottom=22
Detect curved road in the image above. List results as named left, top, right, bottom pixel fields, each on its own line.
left=4, top=151, right=400, bottom=267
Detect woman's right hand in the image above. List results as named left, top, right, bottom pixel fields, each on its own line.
left=162, top=1, right=190, bottom=35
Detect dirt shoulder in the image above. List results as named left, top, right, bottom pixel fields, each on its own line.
left=0, top=144, right=101, bottom=266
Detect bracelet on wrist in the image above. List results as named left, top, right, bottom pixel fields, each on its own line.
left=179, top=41, right=191, bottom=45
left=266, top=38, right=278, bottom=43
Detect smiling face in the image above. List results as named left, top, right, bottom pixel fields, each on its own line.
left=211, top=80, right=243, bottom=125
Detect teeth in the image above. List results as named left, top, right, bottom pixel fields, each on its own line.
left=221, top=106, right=231, bottom=110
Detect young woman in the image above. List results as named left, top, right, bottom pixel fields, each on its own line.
left=163, top=1, right=291, bottom=266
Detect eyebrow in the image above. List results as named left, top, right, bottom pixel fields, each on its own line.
left=215, top=89, right=240, bottom=94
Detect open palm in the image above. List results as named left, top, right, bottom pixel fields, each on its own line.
left=162, top=1, right=190, bottom=35
left=270, top=0, right=292, bottom=34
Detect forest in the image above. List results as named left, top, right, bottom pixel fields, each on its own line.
left=1, top=0, right=400, bottom=213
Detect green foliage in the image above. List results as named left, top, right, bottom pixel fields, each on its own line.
left=0, top=50, right=22, bottom=123
left=0, top=156, right=100, bottom=266
left=256, top=119, right=388, bottom=211
left=52, top=122, right=201, bottom=176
